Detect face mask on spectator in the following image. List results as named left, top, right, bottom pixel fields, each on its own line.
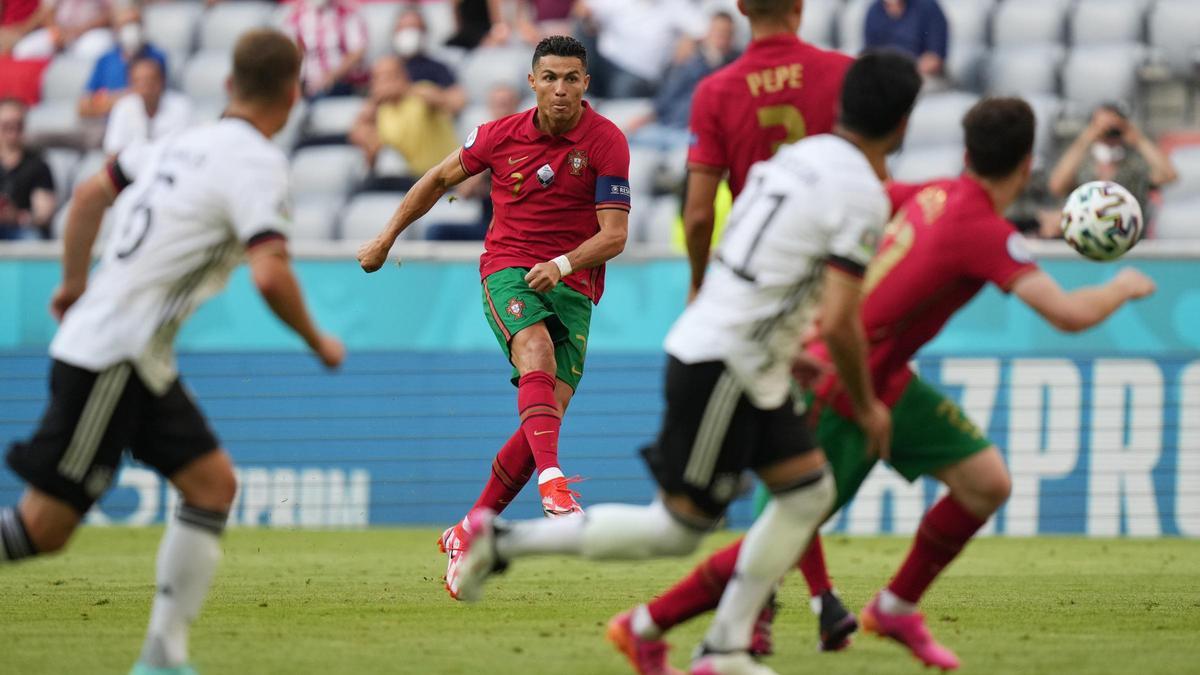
left=119, top=23, right=143, bottom=53
left=1091, top=143, right=1125, bottom=165
left=393, top=28, right=422, bottom=58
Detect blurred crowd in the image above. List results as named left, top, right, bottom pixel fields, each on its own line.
left=0, top=0, right=1198, bottom=243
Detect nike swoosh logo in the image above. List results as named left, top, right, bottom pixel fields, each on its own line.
left=533, top=430, right=556, bottom=436
left=508, top=155, right=529, bottom=165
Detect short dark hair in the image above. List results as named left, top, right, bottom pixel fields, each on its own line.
left=230, top=29, right=301, bottom=105
left=532, top=35, right=587, bottom=72
left=128, top=54, right=165, bottom=80
left=838, top=50, right=922, bottom=140
left=742, top=0, right=795, bottom=20
left=963, top=97, right=1035, bottom=179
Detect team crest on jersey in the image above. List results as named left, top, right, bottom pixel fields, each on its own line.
left=567, top=148, right=588, bottom=175
left=916, top=187, right=948, bottom=224
left=506, top=298, right=525, bottom=319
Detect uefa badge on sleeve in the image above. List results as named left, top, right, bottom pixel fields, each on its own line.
left=537, top=164, right=555, bottom=187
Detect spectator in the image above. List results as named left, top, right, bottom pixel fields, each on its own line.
left=284, top=0, right=369, bottom=98
left=490, top=0, right=577, bottom=46
left=626, top=11, right=739, bottom=149
left=10, top=0, right=114, bottom=60
left=448, top=0, right=501, bottom=50
left=0, top=98, right=55, bottom=240
left=79, top=5, right=166, bottom=122
left=864, top=0, right=947, bottom=79
left=0, top=0, right=43, bottom=55
left=349, top=54, right=458, bottom=180
left=1048, top=103, right=1179, bottom=221
left=391, top=8, right=466, bottom=114
left=576, top=0, right=707, bottom=99
left=102, top=55, right=190, bottom=156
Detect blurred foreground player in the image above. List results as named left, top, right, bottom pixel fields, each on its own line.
left=2, top=30, right=345, bottom=675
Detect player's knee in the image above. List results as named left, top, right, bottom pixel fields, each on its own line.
left=178, top=464, right=237, bottom=513
left=23, top=514, right=76, bottom=555
left=650, top=501, right=707, bottom=556
left=975, top=471, right=1012, bottom=512
left=770, top=469, right=836, bottom=520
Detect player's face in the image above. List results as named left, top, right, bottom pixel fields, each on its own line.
left=529, top=56, right=589, bottom=124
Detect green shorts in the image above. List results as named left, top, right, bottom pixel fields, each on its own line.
left=753, top=376, right=992, bottom=516
left=481, top=267, right=593, bottom=390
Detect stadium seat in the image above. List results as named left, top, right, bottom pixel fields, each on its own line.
left=1069, top=0, right=1148, bottom=46
left=42, top=147, right=81, bottom=202
left=1162, top=145, right=1200, bottom=201
left=339, top=192, right=412, bottom=240
left=456, top=103, right=491, bottom=142
left=594, top=98, right=653, bottom=131
left=23, top=101, right=80, bottom=142
left=634, top=194, right=680, bottom=245
left=798, top=0, right=839, bottom=49
left=182, top=50, right=232, bottom=101
left=421, top=0, right=457, bottom=48
left=361, top=2, right=403, bottom=61
left=40, top=56, right=92, bottom=101
left=50, top=151, right=111, bottom=240
left=291, top=145, right=367, bottom=200
left=1024, top=93, right=1065, bottom=168
left=985, top=45, right=1065, bottom=97
left=305, top=96, right=365, bottom=140
left=1062, top=44, right=1146, bottom=114
left=1148, top=0, right=1200, bottom=78
left=991, top=0, right=1068, bottom=49
left=274, top=98, right=308, bottom=154
left=835, top=0, right=872, bottom=55
left=890, top=145, right=964, bottom=182
left=374, top=147, right=410, bottom=177
left=291, top=194, right=343, bottom=241
left=424, top=197, right=483, bottom=230
left=946, top=41, right=986, bottom=92
left=904, top=91, right=979, bottom=148
left=458, top=47, right=531, bottom=103
left=198, top=1, right=275, bottom=52
left=941, top=0, right=993, bottom=47
left=143, top=1, right=203, bottom=56
left=1152, top=196, right=1200, bottom=239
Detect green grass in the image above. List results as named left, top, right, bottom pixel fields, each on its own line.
left=2, top=529, right=1198, bottom=674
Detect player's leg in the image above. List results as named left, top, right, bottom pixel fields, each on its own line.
left=130, top=378, right=229, bottom=675
left=858, top=378, right=998, bottom=671
left=0, top=488, right=80, bottom=562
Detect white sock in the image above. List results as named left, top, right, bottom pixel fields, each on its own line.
left=537, top=467, right=564, bottom=484
left=810, top=588, right=838, bottom=615
left=138, top=504, right=226, bottom=668
left=704, top=470, right=834, bottom=652
left=879, top=588, right=918, bottom=615
left=631, top=604, right=662, bottom=639
left=496, top=501, right=705, bottom=560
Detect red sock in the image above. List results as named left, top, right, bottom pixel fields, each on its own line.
left=888, top=495, right=986, bottom=604
left=646, top=539, right=743, bottom=630
left=517, top=370, right=562, bottom=475
left=797, top=533, right=833, bottom=597
left=471, top=428, right=536, bottom=515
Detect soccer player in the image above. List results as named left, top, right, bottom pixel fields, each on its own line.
left=683, top=0, right=853, bottom=299
left=449, top=52, right=923, bottom=675
left=609, top=97, right=1157, bottom=673
left=354, top=36, right=630, bottom=595
left=1, top=30, right=345, bottom=675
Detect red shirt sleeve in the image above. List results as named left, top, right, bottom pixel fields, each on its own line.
left=965, top=218, right=1040, bottom=292
left=885, top=181, right=925, bottom=215
left=593, top=126, right=631, bottom=211
left=686, top=79, right=725, bottom=171
left=459, top=120, right=497, bottom=176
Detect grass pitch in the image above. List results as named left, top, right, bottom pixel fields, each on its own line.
left=1, top=529, right=1198, bottom=675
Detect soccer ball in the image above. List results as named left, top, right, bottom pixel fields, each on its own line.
left=1061, top=181, right=1144, bottom=261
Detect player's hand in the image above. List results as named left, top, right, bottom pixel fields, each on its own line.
left=524, top=261, right=562, bottom=293
left=49, top=282, right=85, bottom=322
left=856, top=399, right=892, bottom=461
left=313, top=333, right=345, bottom=370
left=356, top=237, right=393, bottom=273
left=791, top=352, right=830, bottom=391
left=1113, top=268, right=1155, bottom=300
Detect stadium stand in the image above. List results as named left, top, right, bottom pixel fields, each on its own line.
left=991, top=0, right=1068, bottom=49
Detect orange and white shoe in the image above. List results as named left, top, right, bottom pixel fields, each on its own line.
left=438, top=521, right=468, bottom=600
left=539, top=476, right=584, bottom=517
left=606, top=610, right=684, bottom=675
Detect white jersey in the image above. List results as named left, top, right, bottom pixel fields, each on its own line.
left=665, top=135, right=889, bottom=408
left=50, top=117, right=292, bottom=393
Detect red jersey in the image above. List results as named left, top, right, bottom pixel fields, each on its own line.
left=687, top=34, right=852, bottom=196
left=812, top=175, right=1039, bottom=416
left=460, top=101, right=630, bottom=304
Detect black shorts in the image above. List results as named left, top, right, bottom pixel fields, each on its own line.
left=6, top=360, right=220, bottom=514
left=641, top=356, right=816, bottom=519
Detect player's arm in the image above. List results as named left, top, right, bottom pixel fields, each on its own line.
left=682, top=167, right=723, bottom=300
left=1011, top=268, right=1155, bottom=333
left=524, top=207, right=628, bottom=293
left=818, top=266, right=892, bottom=459
left=50, top=168, right=120, bottom=320
left=248, top=239, right=343, bottom=369
left=356, top=148, right=472, bottom=272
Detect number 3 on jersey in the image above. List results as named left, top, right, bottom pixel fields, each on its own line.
left=757, top=104, right=807, bottom=153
